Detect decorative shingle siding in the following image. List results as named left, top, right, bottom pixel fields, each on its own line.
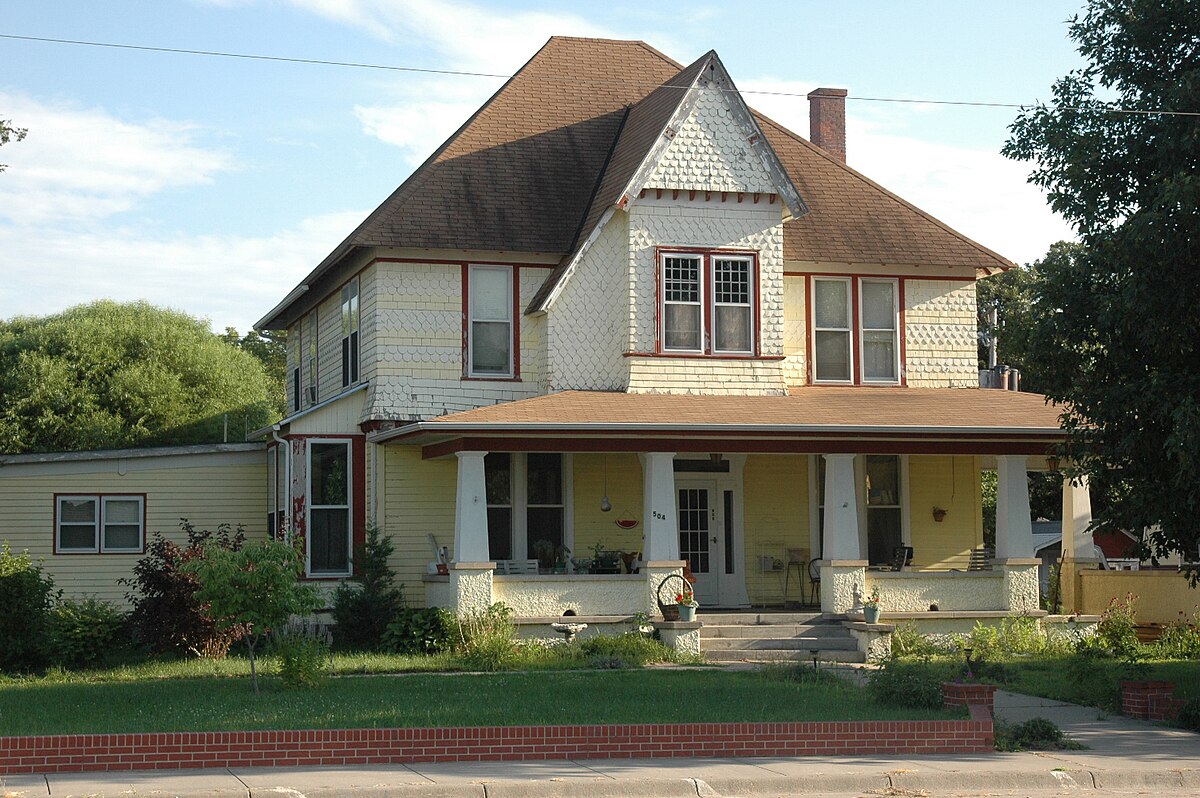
left=905, top=280, right=978, bottom=388
left=643, top=80, right=777, bottom=194
left=363, top=262, right=544, bottom=421
left=626, top=198, right=786, bottom=395
left=548, top=213, right=630, bottom=391
left=782, top=275, right=807, bottom=387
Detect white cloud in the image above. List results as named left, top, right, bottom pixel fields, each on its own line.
left=0, top=92, right=234, bottom=226
left=0, top=210, right=364, bottom=332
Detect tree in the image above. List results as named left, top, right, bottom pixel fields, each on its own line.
left=331, top=525, right=404, bottom=651
left=222, top=327, right=288, bottom=417
left=1003, top=0, right=1200, bottom=577
left=0, top=118, right=26, bottom=173
left=0, top=301, right=279, bottom=453
left=184, top=538, right=322, bottom=693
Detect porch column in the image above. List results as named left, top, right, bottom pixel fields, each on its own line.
left=640, top=452, right=679, bottom=561
left=995, top=455, right=1040, bottom=612
left=1059, top=473, right=1098, bottom=614
left=820, top=454, right=866, bottom=614
left=453, top=451, right=491, bottom=563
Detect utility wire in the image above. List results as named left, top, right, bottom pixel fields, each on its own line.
left=4, top=32, right=1200, bottom=117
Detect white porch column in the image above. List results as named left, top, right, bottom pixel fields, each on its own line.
left=640, top=452, right=679, bottom=561
left=822, top=454, right=861, bottom=560
left=453, top=451, right=491, bottom=563
left=1062, top=474, right=1096, bottom=560
left=995, top=455, right=1034, bottom=559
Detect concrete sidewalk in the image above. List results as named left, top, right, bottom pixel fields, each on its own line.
left=3, top=691, right=1196, bottom=798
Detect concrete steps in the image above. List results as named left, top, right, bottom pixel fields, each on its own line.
left=698, top=611, right=864, bottom=664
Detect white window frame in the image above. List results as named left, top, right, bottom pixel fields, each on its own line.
left=484, top=453, right=574, bottom=561
left=340, top=277, right=360, bottom=388
left=305, top=309, right=319, bottom=406
left=661, top=253, right=706, bottom=354
left=811, top=276, right=854, bottom=384
left=809, top=455, right=910, bottom=561
left=858, top=278, right=901, bottom=385
left=467, top=264, right=515, bottom=378
left=55, top=494, right=145, bottom=554
left=306, top=438, right=353, bottom=577
left=711, top=255, right=756, bottom=355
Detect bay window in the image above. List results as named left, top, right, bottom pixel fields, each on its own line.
left=55, top=495, right=144, bottom=553
left=468, top=265, right=514, bottom=377
left=308, top=441, right=351, bottom=576
left=660, top=250, right=757, bottom=355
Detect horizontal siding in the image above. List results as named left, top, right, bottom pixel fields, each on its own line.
left=380, top=445, right=457, bottom=606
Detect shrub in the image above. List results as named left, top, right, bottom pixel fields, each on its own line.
left=0, top=542, right=59, bottom=672
left=1097, top=593, right=1141, bottom=660
left=331, top=525, right=404, bottom=651
left=1177, top=698, right=1200, bottom=732
left=274, top=634, right=330, bottom=689
left=383, top=607, right=454, bottom=654
left=994, top=717, right=1081, bottom=751
left=122, top=520, right=246, bottom=657
left=48, top=598, right=125, bottom=669
left=579, top=632, right=679, bottom=666
left=1152, top=618, right=1200, bottom=660
left=866, top=657, right=949, bottom=709
left=890, top=622, right=945, bottom=658
left=454, top=603, right=517, bottom=672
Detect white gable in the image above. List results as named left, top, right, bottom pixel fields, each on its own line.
left=643, top=80, right=777, bottom=194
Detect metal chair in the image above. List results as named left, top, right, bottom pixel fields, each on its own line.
left=890, top=545, right=914, bottom=572
left=807, top=558, right=822, bottom=605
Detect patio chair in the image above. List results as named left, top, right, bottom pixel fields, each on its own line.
left=807, top=558, right=821, bottom=605
left=890, top=545, right=914, bottom=572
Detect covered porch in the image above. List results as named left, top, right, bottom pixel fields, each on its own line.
left=368, top=388, right=1075, bottom=624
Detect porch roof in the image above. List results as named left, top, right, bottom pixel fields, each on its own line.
left=369, top=388, right=1067, bottom=458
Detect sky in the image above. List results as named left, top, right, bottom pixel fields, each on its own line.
left=0, top=1, right=1086, bottom=333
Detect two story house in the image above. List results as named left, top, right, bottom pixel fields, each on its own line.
left=255, top=37, right=1092, bottom=642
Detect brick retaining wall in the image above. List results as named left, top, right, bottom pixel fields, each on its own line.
left=1122, top=680, right=1185, bottom=722
left=0, top=718, right=995, bottom=774
left=943, top=682, right=998, bottom=712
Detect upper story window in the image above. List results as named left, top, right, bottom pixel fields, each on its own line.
left=468, top=265, right=514, bottom=378
left=56, top=494, right=144, bottom=554
left=811, top=276, right=901, bottom=385
left=291, top=317, right=303, bottom=413
left=341, top=277, right=360, bottom=388
left=305, top=309, right=318, bottom=405
left=660, top=250, right=757, bottom=355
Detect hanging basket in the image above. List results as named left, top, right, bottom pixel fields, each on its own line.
left=656, top=573, right=697, bottom=621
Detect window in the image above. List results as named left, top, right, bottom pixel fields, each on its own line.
left=55, top=495, right=144, bottom=553
left=468, top=265, right=514, bottom=377
left=660, top=250, right=757, bottom=355
left=865, top=455, right=903, bottom=565
left=308, top=441, right=351, bottom=575
left=860, top=280, right=899, bottom=382
left=482, top=453, right=568, bottom=565
left=305, top=309, right=318, bottom=406
left=340, top=277, right=359, bottom=387
left=811, top=276, right=901, bottom=384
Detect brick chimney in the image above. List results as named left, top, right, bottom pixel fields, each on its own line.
left=808, top=87, right=848, bottom=162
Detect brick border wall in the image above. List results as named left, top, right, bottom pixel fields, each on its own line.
left=1, top=719, right=994, bottom=774
left=1122, top=680, right=1185, bottom=722
left=943, top=682, right=998, bottom=712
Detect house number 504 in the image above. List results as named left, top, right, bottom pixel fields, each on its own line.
left=652, top=511, right=667, bottom=521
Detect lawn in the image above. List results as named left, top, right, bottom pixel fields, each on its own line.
left=0, top=667, right=960, bottom=736
left=999, top=657, right=1200, bottom=711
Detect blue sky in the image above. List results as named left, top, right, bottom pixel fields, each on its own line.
left=0, top=1, right=1085, bottom=331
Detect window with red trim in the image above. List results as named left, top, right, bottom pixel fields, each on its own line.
left=810, top=276, right=901, bottom=385
left=659, top=250, right=758, bottom=355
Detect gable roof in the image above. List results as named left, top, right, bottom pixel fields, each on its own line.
left=258, top=36, right=1014, bottom=330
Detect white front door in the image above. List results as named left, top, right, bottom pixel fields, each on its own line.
left=677, top=481, right=722, bottom=606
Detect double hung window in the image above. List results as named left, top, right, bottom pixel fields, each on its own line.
left=811, top=276, right=900, bottom=384
left=468, top=265, right=514, bottom=377
left=660, top=251, right=756, bottom=355
left=56, top=495, right=144, bottom=553
left=308, top=441, right=351, bottom=576
left=341, top=277, right=359, bottom=387
left=483, top=453, right=567, bottom=563
left=305, top=309, right=318, bottom=405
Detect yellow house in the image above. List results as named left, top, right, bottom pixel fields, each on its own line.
left=253, top=38, right=1085, bottom=657
left=0, top=443, right=268, bottom=606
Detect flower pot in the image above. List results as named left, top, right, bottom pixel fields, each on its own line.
left=863, top=606, right=881, bottom=624
left=679, top=604, right=697, bottom=622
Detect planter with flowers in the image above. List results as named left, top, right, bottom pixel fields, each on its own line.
left=862, top=586, right=882, bottom=624
left=657, top=573, right=699, bottom=621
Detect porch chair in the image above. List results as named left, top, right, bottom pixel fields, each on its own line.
left=807, top=558, right=821, bottom=605
left=889, top=545, right=914, bottom=572
left=967, top=546, right=995, bottom=571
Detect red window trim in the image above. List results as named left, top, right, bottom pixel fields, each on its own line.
left=52, top=492, right=148, bottom=555
left=461, top=263, right=523, bottom=381
left=807, top=274, right=907, bottom=387
left=295, top=433, right=367, bottom=581
left=655, top=247, right=761, bottom=357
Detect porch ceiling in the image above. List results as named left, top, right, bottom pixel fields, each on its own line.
left=367, top=388, right=1067, bottom=459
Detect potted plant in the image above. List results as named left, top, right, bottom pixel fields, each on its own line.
left=862, top=586, right=882, bottom=624
left=675, top=583, right=699, bottom=622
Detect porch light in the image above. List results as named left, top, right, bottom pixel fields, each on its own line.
left=1047, top=454, right=1061, bottom=471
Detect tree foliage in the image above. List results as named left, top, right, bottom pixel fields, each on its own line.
left=0, top=301, right=278, bottom=453
left=0, top=542, right=59, bottom=672
left=221, top=327, right=288, bottom=418
left=1003, top=0, right=1200, bottom=574
left=331, top=525, right=404, bottom=651
left=0, top=117, right=26, bottom=173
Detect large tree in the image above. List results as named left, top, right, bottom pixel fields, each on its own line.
left=0, top=301, right=279, bottom=453
left=1004, top=0, right=1200, bottom=574
left=0, top=117, right=26, bottom=173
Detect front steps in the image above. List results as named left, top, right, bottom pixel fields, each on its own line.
left=699, top=611, right=865, bottom=663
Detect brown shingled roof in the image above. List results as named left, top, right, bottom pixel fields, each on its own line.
left=259, top=36, right=1014, bottom=329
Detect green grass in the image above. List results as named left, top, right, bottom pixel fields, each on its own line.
left=0, top=668, right=958, bottom=736
left=998, top=657, right=1200, bottom=710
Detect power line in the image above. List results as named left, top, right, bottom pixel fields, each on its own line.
left=4, top=32, right=1200, bottom=118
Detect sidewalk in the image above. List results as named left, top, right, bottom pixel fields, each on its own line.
left=3, top=691, right=1196, bottom=798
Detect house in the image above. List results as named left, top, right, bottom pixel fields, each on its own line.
left=253, top=37, right=1091, bottom=649
left=0, top=443, right=268, bottom=606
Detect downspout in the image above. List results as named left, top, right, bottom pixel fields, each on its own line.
left=370, top=441, right=378, bottom=530
left=271, top=424, right=291, bottom=541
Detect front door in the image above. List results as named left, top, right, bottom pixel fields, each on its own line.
left=677, top=482, right=721, bottom=606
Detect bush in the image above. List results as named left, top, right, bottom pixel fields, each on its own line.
left=994, top=717, right=1081, bottom=751
left=454, top=603, right=517, bottom=672
left=890, top=622, right=946, bottom=658
left=274, top=634, right=330, bottom=689
left=48, top=598, right=125, bottom=669
left=1152, top=618, right=1200, bottom=660
left=866, top=657, right=950, bottom=709
left=122, top=520, right=246, bottom=657
left=579, top=633, right=679, bottom=666
left=1096, top=593, right=1141, bottom=660
left=331, top=525, right=404, bottom=651
left=0, top=542, right=59, bottom=672
left=383, top=607, right=454, bottom=655
left=1178, top=698, right=1200, bottom=732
